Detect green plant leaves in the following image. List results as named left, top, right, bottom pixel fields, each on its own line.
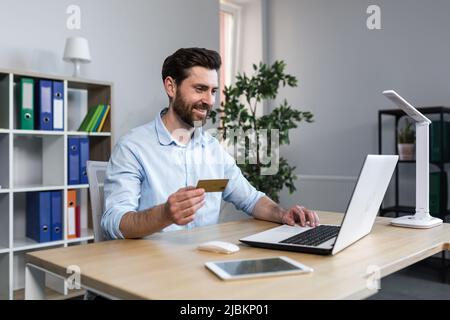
left=210, top=60, right=314, bottom=203
left=398, top=118, right=415, bottom=143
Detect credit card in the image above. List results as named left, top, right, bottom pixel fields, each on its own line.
left=196, top=179, right=229, bottom=192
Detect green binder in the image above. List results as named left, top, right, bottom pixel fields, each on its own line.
left=86, top=104, right=105, bottom=132
left=19, top=78, right=34, bottom=130
left=430, top=171, right=447, bottom=217
left=430, top=121, right=450, bottom=162
left=78, top=105, right=100, bottom=132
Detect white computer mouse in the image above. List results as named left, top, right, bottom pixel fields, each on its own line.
left=197, top=241, right=240, bottom=254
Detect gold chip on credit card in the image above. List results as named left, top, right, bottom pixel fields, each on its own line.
left=196, top=179, right=229, bottom=192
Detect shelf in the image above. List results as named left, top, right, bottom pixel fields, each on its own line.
left=66, top=229, right=94, bottom=244
left=13, top=287, right=86, bottom=300
left=67, top=83, right=111, bottom=133
left=0, top=72, right=9, bottom=130
left=66, top=78, right=113, bottom=89
left=379, top=106, right=450, bottom=222
left=380, top=206, right=450, bottom=217
left=13, top=134, right=64, bottom=187
left=13, top=185, right=65, bottom=193
left=398, top=160, right=450, bottom=165
left=0, top=67, right=112, bottom=87
left=380, top=206, right=415, bottom=214
left=67, top=131, right=111, bottom=137
left=0, top=252, right=8, bottom=300
left=0, top=193, right=9, bottom=250
left=13, top=237, right=65, bottom=252
left=89, top=132, right=111, bottom=137
left=0, top=133, right=9, bottom=189
left=67, top=184, right=90, bottom=189
left=2, top=68, right=112, bottom=299
left=12, top=129, right=64, bottom=136
left=380, top=106, right=450, bottom=117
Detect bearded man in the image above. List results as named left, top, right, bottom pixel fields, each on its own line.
left=102, top=48, right=319, bottom=239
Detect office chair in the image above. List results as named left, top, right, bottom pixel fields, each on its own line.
left=86, top=160, right=108, bottom=242
left=84, top=161, right=109, bottom=300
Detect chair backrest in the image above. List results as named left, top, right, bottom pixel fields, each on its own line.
left=86, top=160, right=108, bottom=242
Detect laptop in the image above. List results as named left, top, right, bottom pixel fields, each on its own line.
left=240, top=154, right=399, bottom=255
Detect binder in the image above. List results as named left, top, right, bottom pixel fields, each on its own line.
left=68, top=137, right=80, bottom=185
left=67, top=190, right=77, bottom=239
left=75, top=205, right=81, bottom=238
left=26, top=191, right=51, bottom=243
left=52, top=81, right=64, bottom=131
left=19, top=78, right=35, bottom=130
left=430, top=121, right=450, bottom=162
left=91, top=104, right=107, bottom=132
left=35, top=79, right=53, bottom=130
left=86, top=104, right=104, bottom=132
left=430, top=172, right=447, bottom=217
left=50, top=191, right=63, bottom=241
left=97, top=104, right=111, bottom=132
left=78, top=106, right=98, bottom=132
left=79, top=136, right=90, bottom=184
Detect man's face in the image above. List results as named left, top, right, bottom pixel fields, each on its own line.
left=171, top=66, right=219, bottom=127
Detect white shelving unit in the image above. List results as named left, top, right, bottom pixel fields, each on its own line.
left=0, top=68, right=113, bottom=300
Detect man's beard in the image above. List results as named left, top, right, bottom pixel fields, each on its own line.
left=172, top=93, right=211, bottom=128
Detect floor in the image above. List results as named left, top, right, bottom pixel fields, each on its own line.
left=368, top=256, right=450, bottom=299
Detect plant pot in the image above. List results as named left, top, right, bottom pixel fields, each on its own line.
left=398, top=143, right=415, bottom=160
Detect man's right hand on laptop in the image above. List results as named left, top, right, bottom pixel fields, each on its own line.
left=281, top=205, right=320, bottom=228
left=163, top=186, right=206, bottom=225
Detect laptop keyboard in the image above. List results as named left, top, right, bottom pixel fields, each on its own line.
left=280, top=225, right=341, bottom=247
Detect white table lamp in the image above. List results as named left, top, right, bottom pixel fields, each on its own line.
left=382, top=90, right=443, bottom=228
left=63, top=36, right=91, bottom=77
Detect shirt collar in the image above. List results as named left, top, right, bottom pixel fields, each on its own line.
left=155, top=108, right=206, bottom=147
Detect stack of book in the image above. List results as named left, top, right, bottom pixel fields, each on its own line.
left=78, top=104, right=110, bottom=132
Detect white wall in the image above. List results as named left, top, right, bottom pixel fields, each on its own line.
left=266, top=0, right=450, bottom=212
left=0, top=0, right=220, bottom=143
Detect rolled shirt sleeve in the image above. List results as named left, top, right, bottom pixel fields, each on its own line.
left=221, top=149, right=265, bottom=215
left=102, top=139, right=143, bottom=239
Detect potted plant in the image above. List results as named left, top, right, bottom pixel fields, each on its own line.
left=398, top=118, right=415, bottom=160
left=210, top=61, right=313, bottom=203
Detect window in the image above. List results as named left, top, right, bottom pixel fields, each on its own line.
left=220, top=1, right=241, bottom=101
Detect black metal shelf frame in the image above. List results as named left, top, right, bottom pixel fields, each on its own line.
left=378, top=107, right=450, bottom=218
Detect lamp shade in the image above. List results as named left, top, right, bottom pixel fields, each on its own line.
left=63, top=37, right=91, bottom=63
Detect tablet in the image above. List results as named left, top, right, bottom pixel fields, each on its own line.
left=205, top=256, right=313, bottom=281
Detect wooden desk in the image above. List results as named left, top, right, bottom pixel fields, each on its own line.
left=25, top=212, right=450, bottom=300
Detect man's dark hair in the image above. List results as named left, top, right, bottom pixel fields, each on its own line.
left=161, top=47, right=222, bottom=84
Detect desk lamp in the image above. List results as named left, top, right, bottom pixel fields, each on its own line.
left=383, top=90, right=443, bottom=228
left=63, top=36, right=91, bottom=77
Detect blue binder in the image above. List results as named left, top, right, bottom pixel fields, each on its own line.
left=26, top=192, right=51, bottom=243
left=68, top=137, right=80, bottom=185
left=52, top=81, right=64, bottom=131
left=35, top=80, right=53, bottom=130
left=79, top=136, right=90, bottom=184
left=50, top=191, right=63, bottom=241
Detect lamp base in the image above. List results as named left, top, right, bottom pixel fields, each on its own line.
left=390, top=215, right=443, bottom=229
left=72, top=61, right=81, bottom=78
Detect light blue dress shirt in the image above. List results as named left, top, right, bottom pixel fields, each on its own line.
left=102, top=108, right=265, bottom=239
